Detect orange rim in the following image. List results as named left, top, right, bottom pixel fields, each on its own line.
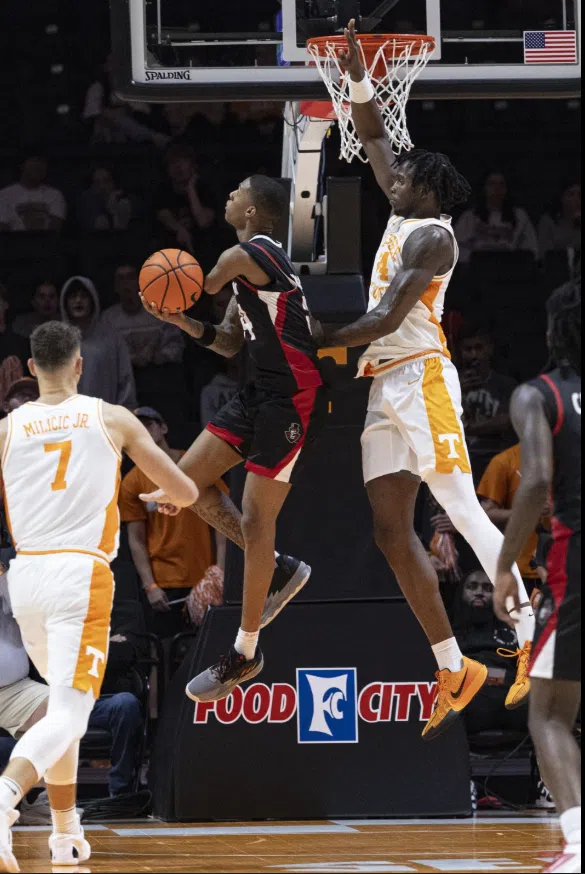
left=307, top=33, right=435, bottom=61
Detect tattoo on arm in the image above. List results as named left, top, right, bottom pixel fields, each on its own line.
left=325, top=226, right=454, bottom=348
left=188, top=485, right=245, bottom=550
left=208, top=297, right=244, bottom=358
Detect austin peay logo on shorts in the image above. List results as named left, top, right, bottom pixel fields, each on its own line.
left=285, top=423, right=302, bottom=444
left=536, top=592, right=555, bottom=627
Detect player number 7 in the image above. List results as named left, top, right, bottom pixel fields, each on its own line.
left=45, top=440, right=72, bottom=491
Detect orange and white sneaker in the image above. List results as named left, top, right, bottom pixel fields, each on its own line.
left=498, top=640, right=532, bottom=709
left=422, top=656, right=488, bottom=741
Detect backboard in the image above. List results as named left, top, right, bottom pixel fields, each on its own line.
left=111, top=0, right=581, bottom=102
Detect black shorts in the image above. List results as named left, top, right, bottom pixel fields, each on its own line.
left=530, top=532, right=581, bottom=682
left=207, top=383, right=328, bottom=484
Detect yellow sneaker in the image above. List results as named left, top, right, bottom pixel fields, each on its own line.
left=498, top=641, right=532, bottom=710
left=422, top=656, right=488, bottom=741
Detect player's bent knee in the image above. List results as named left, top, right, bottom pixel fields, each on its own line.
left=111, top=693, right=142, bottom=722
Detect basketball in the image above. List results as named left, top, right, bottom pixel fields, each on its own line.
left=139, top=249, right=204, bottom=312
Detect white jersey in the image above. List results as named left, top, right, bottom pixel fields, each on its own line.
left=357, top=214, right=458, bottom=378
left=1, top=394, right=121, bottom=564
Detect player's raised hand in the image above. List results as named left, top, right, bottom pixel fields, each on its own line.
left=338, top=19, right=365, bottom=82
left=140, top=294, right=186, bottom=326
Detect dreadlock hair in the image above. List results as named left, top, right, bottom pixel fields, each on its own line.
left=395, top=149, right=472, bottom=211
left=546, top=277, right=581, bottom=377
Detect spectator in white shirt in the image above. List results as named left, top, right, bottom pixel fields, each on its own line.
left=100, top=265, right=184, bottom=368
left=0, top=156, right=66, bottom=232
left=455, top=170, right=538, bottom=264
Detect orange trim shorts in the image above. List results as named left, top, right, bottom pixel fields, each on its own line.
left=7, top=553, right=114, bottom=698
left=361, top=355, right=472, bottom=484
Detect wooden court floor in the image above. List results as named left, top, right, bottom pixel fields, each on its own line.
left=11, top=813, right=562, bottom=872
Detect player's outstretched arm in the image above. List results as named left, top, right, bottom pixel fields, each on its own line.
left=323, top=225, right=452, bottom=348
left=338, top=19, right=397, bottom=199
left=107, top=405, right=199, bottom=508
left=494, top=384, right=553, bottom=625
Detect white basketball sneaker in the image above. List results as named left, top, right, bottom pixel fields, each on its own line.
left=49, top=829, right=91, bottom=867
left=0, top=808, right=20, bottom=873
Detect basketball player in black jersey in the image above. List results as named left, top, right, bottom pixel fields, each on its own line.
left=495, top=281, right=581, bottom=874
left=143, top=175, right=327, bottom=700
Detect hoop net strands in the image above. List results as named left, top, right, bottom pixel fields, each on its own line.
left=307, top=34, right=435, bottom=163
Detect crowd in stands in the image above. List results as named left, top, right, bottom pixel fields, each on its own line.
left=0, top=51, right=580, bottom=817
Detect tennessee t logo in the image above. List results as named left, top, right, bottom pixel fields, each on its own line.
left=438, top=433, right=461, bottom=459
left=86, top=646, right=105, bottom=678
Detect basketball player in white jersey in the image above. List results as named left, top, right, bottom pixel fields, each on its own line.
left=0, top=322, right=197, bottom=872
left=317, top=21, right=536, bottom=740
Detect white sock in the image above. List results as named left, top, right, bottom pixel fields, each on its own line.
left=234, top=628, right=259, bottom=660
left=0, top=777, right=23, bottom=812
left=431, top=637, right=464, bottom=672
left=560, top=806, right=582, bottom=846
left=51, top=806, right=80, bottom=836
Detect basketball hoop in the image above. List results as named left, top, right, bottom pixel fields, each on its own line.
left=306, top=33, right=435, bottom=162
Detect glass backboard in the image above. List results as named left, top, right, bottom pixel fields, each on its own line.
left=111, top=0, right=581, bottom=102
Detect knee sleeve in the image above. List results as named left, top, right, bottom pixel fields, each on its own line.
left=427, top=469, right=535, bottom=643
left=426, top=469, right=496, bottom=539
left=10, top=686, right=94, bottom=781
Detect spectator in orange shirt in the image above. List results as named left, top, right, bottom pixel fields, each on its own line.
left=477, top=443, right=550, bottom=590
left=118, top=407, right=225, bottom=634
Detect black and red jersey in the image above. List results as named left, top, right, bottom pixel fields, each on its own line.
left=232, top=234, right=322, bottom=395
left=529, top=366, right=581, bottom=542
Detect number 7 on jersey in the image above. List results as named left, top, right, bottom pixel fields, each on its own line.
left=45, top=440, right=72, bottom=491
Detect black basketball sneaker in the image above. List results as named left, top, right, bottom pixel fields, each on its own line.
left=260, top=555, right=312, bottom=629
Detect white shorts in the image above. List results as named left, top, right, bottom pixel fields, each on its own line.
left=362, top=355, right=472, bottom=484
left=7, top=553, right=114, bottom=698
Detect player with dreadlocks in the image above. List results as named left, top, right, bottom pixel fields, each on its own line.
left=495, top=280, right=581, bottom=873
left=316, top=20, right=536, bottom=740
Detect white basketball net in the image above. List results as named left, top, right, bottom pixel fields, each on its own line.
left=307, top=36, right=434, bottom=163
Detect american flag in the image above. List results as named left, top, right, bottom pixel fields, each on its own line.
left=524, top=31, right=577, bottom=64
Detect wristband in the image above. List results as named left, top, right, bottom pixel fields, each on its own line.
left=196, top=322, right=217, bottom=347
left=349, top=75, right=375, bottom=104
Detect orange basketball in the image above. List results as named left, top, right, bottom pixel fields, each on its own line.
left=139, top=249, right=204, bottom=312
